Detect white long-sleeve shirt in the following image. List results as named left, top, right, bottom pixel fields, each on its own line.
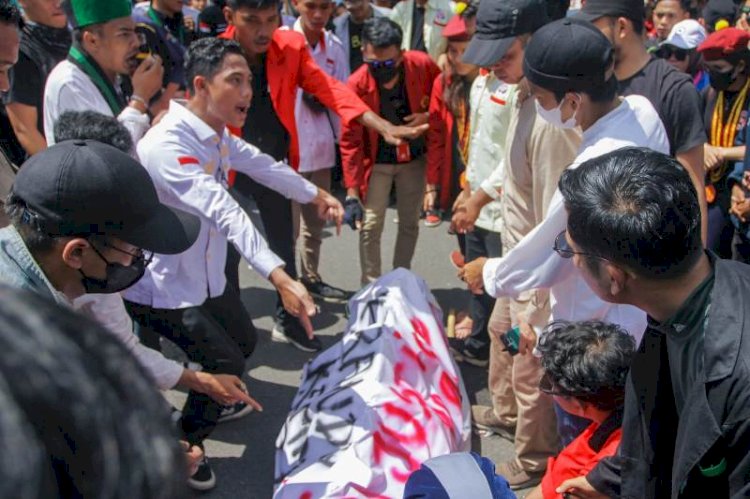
left=292, top=20, right=349, bottom=173
left=482, top=95, right=670, bottom=342
left=43, top=60, right=150, bottom=146
left=123, top=101, right=318, bottom=309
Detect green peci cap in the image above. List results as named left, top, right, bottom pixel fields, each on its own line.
left=63, top=0, right=132, bottom=28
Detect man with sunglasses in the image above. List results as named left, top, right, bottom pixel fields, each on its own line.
left=340, top=17, right=440, bottom=286
left=220, top=0, right=426, bottom=352
left=655, top=19, right=708, bottom=91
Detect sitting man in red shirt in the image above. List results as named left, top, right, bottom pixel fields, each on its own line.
left=526, top=320, right=635, bottom=499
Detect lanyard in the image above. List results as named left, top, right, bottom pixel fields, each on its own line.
left=709, top=79, right=750, bottom=183
left=67, top=46, right=125, bottom=115
left=148, top=6, right=184, bottom=45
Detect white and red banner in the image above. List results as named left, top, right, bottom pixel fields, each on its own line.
left=274, top=269, right=471, bottom=498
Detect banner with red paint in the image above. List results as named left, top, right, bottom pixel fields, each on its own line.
left=274, top=269, right=471, bottom=498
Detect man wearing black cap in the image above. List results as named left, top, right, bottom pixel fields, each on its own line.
left=452, top=0, right=580, bottom=489
left=0, top=140, right=200, bottom=299
left=460, top=16, right=669, bottom=446
left=578, top=0, right=708, bottom=241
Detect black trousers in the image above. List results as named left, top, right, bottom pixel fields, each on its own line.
left=230, top=174, right=296, bottom=324
left=464, top=226, right=503, bottom=355
left=124, top=286, right=256, bottom=446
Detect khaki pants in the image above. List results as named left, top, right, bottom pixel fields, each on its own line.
left=292, top=169, right=331, bottom=282
left=487, top=295, right=559, bottom=472
left=360, top=158, right=426, bottom=285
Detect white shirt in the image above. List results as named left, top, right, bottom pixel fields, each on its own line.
left=123, top=101, right=319, bottom=309
left=43, top=60, right=150, bottom=145
left=291, top=20, right=349, bottom=173
left=466, top=74, right=515, bottom=233
left=482, top=95, right=670, bottom=342
left=73, top=294, right=183, bottom=390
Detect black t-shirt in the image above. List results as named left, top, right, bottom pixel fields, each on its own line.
left=348, top=18, right=365, bottom=72
left=375, top=70, right=425, bottom=163
left=235, top=56, right=291, bottom=194
left=2, top=52, right=44, bottom=134
left=410, top=5, right=426, bottom=53
left=242, top=56, right=290, bottom=163
left=618, top=57, right=706, bottom=156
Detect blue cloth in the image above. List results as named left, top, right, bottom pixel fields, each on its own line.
left=404, top=452, right=516, bottom=499
left=554, top=402, right=591, bottom=447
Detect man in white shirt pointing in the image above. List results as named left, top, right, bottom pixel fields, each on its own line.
left=122, top=37, right=343, bottom=490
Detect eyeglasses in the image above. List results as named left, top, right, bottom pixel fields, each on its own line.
left=93, top=238, right=154, bottom=267
left=364, top=58, right=397, bottom=70
left=553, top=231, right=607, bottom=261
left=656, top=46, right=690, bottom=62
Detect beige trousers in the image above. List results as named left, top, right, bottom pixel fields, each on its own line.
left=292, top=168, right=331, bottom=282
left=359, top=158, right=426, bottom=285
left=487, top=295, right=560, bottom=472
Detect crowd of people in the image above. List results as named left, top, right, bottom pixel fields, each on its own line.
left=0, top=0, right=750, bottom=496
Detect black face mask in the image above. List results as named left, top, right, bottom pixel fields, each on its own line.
left=367, top=60, right=400, bottom=85
left=708, top=67, right=737, bottom=91
left=79, top=241, right=150, bottom=294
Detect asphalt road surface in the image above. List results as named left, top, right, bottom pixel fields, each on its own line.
left=164, top=205, right=532, bottom=498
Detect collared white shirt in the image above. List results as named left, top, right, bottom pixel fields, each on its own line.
left=466, top=73, right=515, bottom=233
left=291, top=20, right=349, bottom=173
left=43, top=60, right=149, bottom=146
left=123, top=101, right=318, bottom=309
left=482, top=95, right=670, bottom=343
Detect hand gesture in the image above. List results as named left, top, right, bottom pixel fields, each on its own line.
left=269, top=268, right=318, bottom=339
left=196, top=371, right=263, bottom=409
left=343, top=196, right=365, bottom=230
left=131, top=54, right=164, bottom=102
left=458, top=257, right=487, bottom=295
left=312, top=189, right=344, bottom=235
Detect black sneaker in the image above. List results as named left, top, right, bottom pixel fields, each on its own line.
left=271, top=319, right=323, bottom=352
left=449, top=340, right=489, bottom=368
left=188, top=456, right=216, bottom=491
left=301, top=278, right=351, bottom=304
left=217, top=401, right=254, bottom=424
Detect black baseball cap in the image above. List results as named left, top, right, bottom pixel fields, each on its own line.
left=462, top=0, right=549, bottom=67
left=523, top=18, right=614, bottom=93
left=577, top=0, right=645, bottom=24
left=12, top=140, right=200, bottom=255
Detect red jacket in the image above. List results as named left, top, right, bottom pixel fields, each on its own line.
left=220, top=26, right=370, bottom=170
left=340, top=51, right=441, bottom=201
left=426, top=74, right=454, bottom=211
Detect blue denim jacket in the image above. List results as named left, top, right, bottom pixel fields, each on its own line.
left=0, top=226, right=65, bottom=304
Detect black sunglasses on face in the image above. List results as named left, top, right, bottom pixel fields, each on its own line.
left=364, top=58, right=397, bottom=70
left=657, top=46, right=690, bottom=62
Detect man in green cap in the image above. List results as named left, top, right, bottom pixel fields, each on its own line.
left=43, top=0, right=164, bottom=145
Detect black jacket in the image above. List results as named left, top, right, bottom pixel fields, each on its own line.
left=588, top=258, right=750, bottom=498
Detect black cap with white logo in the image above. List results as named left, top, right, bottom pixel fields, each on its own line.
left=462, top=0, right=549, bottom=67
left=12, top=140, right=200, bottom=255
left=523, top=18, right=615, bottom=93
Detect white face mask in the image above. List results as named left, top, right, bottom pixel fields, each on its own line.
left=535, top=94, right=580, bottom=129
